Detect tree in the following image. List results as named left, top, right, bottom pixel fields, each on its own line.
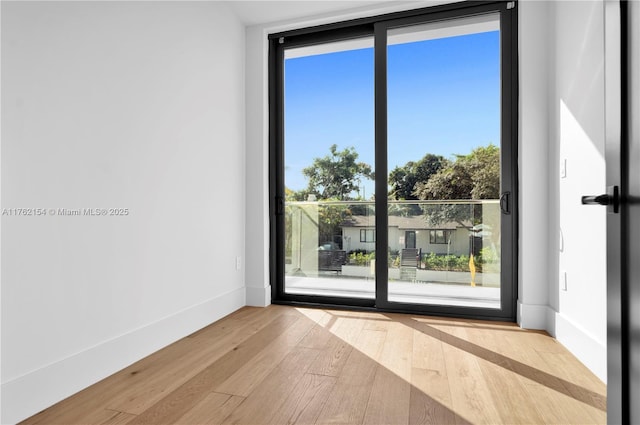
left=288, top=145, right=374, bottom=246
left=415, top=144, right=499, bottom=200
left=389, top=154, right=449, bottom=200
left=414, top=144, right=500, bottom=229
left=387, top=153, right=449, bottom=216
left=302, top=144, right=374, bottom=201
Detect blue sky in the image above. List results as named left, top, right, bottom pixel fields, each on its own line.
left=284, top=30, right=500, bottom=197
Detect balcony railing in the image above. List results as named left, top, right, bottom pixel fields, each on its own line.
left=285, top=199, right=500, bottom=279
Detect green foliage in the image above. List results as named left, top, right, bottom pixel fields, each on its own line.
left=476, top=246, right=500, bottom=273
left=317, top=200, right=349, bottom=245
left=389, top=154, right=449, bottom=201
left=414, top=144, right=500, bottom=228
left=422, top=253, right=472, bottom=272
left=415, top=144, right=500, bottom=201
left=349, top=251, right=375, bottom=266
left=420, top=250, right=498, bottom=273
left=478, top=246, right=499, bottom=264
left=287, top=144, right=500, bottom=252
left=348, top=249, right=398, bottom=267
left=302, top=144, right=374, bottom=201
left=347, top=251, right=496, bottom=273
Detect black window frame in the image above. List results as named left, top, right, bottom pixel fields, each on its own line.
left=269, top=0, right=518, bottom=321
left=360, top=229, right=376, bottom=243
left=430, top=229, right=453, bottom=244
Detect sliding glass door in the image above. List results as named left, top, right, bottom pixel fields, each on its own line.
left=270, top=1, right=517, bottom=319
left=383, top=14, right=502, bottom=310
left=281, top=37, right=376, bottom=301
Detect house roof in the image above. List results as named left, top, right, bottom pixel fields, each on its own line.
left=340, top=215, right=468, bottom=230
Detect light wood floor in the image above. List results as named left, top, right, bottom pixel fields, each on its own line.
left=22, top=305, right=606, bottom=425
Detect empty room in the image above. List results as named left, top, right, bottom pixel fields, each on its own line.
left=1, top=0, right=639, bottom=424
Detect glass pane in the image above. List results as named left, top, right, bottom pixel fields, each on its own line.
left=283, top=37, right=375, bottom=299
left=386, top=14, right=501, bottom=309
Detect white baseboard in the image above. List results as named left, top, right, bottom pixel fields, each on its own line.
left=551, top=312, right=607, bottom=383
left=1, top=287, right=245, bottom=425
left=517, top=301, right=607, bottom=383
left=517, top=300, right=552, bottom=330
left=245, top=284, right=271, bottom=307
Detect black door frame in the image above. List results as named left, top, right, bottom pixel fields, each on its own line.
left=269, top=1, right=518, bottom=321
left=624, top=1, right=640, bottom=419
left=606, top=0, right=639, bottom=422
left=603, top=1, right=625, bottom=421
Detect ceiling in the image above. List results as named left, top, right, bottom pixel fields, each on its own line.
left=224, top=1, right=418, bottom=26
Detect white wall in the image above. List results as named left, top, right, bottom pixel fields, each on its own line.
left=517, top=0, right=552, bottom=330
left=246, top=0, right=608, bottom=382
left=244, top=1, right=452, bottom=308
left=1, top=2, right=246, bottom=423
left=246, top=0, right=562, bottom=327
left=518, top=0, right=607, bottom=383
left=245, top=23, right=271, bottom=307
left=548, top=0, right=608, bottom=382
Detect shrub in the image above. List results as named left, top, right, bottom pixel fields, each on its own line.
left=477, top=247, right=499, bottom=264
left=348, top=249, right=396, bottom=267
left=422, top=252, right=473, bottom=272
left=349, top=251, right=374, bottom=266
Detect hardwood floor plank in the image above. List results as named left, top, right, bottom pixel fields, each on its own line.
left=220, top=347, right=321, bottom=424
left=493, top=329, right=606, bottom=424
left=299, top=323, right=335, bottom=350
left=292, top=308, right=332, bottom=325
left=106, top=317, right=269, bottom=414
left=478, top=356, right=547, bottom=424
left=490, top=331, right=588, bottom=424
left=21, top=307, right=290, bottom=425
left=315, top=329, right=386, bottom=425
left=406, top=315, right=463, bottom=425
left=19, top=306, right=608, bottom=425
left=268, top=373, right=337, bottom=425
left=173, top=392, right=244, bottom=425
left=99, top=411, right=137, bottom=425
left=433, top=321, right=502, bottom=424
left=411, top=321, right=446, bottom=371
left=462, top=323, right=546, bottom=424
left=127, top=314, right=301, bottom=425
left=535, top=351, right=606, bottom=423
left=306, top=313, right=364, bottom=377
left=325, top=312, right=368, bottom=346
left=187, top=306, right=293, bottom=342
left=214, top=313, right=317, bottom=397
left=409, top=368, right=457, bottom=425
left=363, top=320, right=413, bottom=425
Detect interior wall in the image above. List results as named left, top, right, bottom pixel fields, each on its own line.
left=1, top=2, right=246, bottom=423
left=243, top=1, right=433, bottom=307
left=246, top=0, right=608, bottom=382
left=517, top=0, right=552, bottom=330
left=246, top=1, right=559, bottom=327
left=518, top=0, right=607, bottom=383
left=245, top=24, right=271, bottom=307
left=547, top=0, right=608, bottom=382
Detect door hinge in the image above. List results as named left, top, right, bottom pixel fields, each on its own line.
left=507, top=2, right=515, bottom=10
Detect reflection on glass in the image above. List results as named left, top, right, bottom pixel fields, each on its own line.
left=283, top=37, right=375, bottom=299
left=284, top=200, right=500, bottom=308
left=281, top=12, right=503, bottom=309
left=387, top=201, right=500, bottom=309
left=285, top=202, right=375, bottom=299
left=386, top=13, right=501, bottom=309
